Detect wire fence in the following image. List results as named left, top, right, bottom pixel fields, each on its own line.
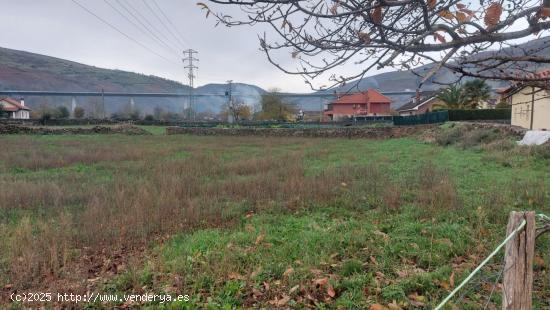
left=435, top=213, right=549, bottom=309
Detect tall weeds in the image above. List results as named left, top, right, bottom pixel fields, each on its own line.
left=0, top=135, right=466, bottom=289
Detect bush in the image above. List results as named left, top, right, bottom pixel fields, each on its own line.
left=56, top=106, right=70, bottom=119
left=73, top=107, right=85, bottom=119
left=144, top=115, right=155, bottom=121
left=435, top=126, right=462, bottom=146
left=460, top=128, right=500, bottom=148
left=448, top=109, right=511, bottom=121
left=435, top=125, right=504, bottom=149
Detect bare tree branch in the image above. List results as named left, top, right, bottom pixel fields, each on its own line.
left=201, top=0, right=550, bottom=90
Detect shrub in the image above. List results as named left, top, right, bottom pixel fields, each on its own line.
left=144, top=115, right=155, bottom=121
left=460, top=128, right=500, bottom=148
left=435, top=126, right=462, bottom=146
left=56, top=106, right=70, bottom=119
left=73, top=107, right=85, bottom=119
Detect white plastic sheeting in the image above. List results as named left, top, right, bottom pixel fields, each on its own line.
left=518, top=130, right=550, bottom=146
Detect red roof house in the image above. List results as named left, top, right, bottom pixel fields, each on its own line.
left=324, top=89, right=392, bottom=121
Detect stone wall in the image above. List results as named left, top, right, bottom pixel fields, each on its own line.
left=454, top=121, right=527, bottom=137
left=0, top=119, right=122, bottom=126
left=0, top=124, right=151, bottom=135
left=166, top=125, right=437, bottom=139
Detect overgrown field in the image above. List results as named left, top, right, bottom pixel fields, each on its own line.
left=0, top=125, right=549, bottom=309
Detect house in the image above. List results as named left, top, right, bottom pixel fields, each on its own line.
left=396, top=91, right=445, bottom=115
left=0, top=97, right=31, bottom=119
left=502, top=69, right=550, bottom=130
left=323, top=89, right=391, bottom=121
left=478, top=98, right=498, bottom=109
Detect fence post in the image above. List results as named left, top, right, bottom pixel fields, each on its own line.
left=502, top=211, right=536, bottom=310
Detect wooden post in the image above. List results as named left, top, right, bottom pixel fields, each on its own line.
left=502, top=211, right=536, bottom=310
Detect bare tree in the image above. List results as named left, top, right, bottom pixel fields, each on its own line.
left=201, top=0, right=550, bottom=90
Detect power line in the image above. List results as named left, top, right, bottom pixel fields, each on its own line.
left=103, top=0, right=181, bottom=59
left=142, top=0, right=186, bottom=50
left=113, top=0, right=181, bottom=58
left=70, top=0, right=179, bottom=66
left=150, top=0, right=190, bottom=47
left=120, top=0, right=181, bottom=54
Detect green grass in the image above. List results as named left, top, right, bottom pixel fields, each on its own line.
left=136, top=125, right=167, bottom=135
left=0, top=130, right=548, bottom=309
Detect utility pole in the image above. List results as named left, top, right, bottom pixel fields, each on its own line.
left=226, top=80, right=234, bottom=123
left=183, top=49, right=198, bottom=120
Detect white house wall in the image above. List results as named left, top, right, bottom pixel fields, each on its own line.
left=511, top=86, right=550, bottom=130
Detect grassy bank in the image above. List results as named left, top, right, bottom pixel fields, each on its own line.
left=0, top=126, right=548, bottom=308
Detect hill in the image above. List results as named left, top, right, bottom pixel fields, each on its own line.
left=0, top=47, right=265, bottom=116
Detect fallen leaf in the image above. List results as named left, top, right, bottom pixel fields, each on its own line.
left=277, top=295, right=291, bottom=306
left=369, top=304, right=389, bottom=310
left=283, top=267, right=294, bottom=277
left=374, top=230, right=390, bottom=241
left=408, top=292, right=427, bottom=307
left=410, top=299, right=426, bottom=307
left=290, top=285, right=300, bottom=294
left=370, top=256, right=378, bottom=265
left=408, top=292, right=426, bottom=302
left=252, top=288, right=263, bottom=298
left=255, top=233, right=265, bottom=245
left=327, top=285, right=336, bottom=298
left=388, top=301, right=403, bottom=310
left=314, top=277, right=329, bottom=287
left=427, top=0, right=437, bottom=10
left=228, top=272, right=245, bottom=280
left=363, top=286, right=370, bottom=296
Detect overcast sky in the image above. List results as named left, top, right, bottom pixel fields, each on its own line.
left=0, top=0, right=365, bottom=92
left=0, top=1, right=543, bottom=93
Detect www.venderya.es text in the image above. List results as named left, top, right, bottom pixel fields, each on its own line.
left=10, top=292, right=190, bottom=304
